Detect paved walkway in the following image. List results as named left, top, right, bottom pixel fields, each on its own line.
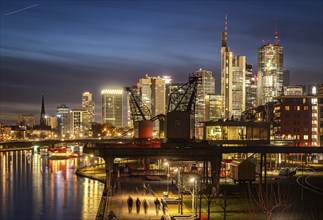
left=108, top=194, right=170, bottom=220
left=107, top=177, right=193, bottom=220
left=77, top=166, right=194, bottom=219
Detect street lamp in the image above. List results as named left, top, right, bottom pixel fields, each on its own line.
left=174, top=167, right=184, bottom=214
left=164, top=162, right=169, bottom=196
left=190, top=177, right=197, bottom=217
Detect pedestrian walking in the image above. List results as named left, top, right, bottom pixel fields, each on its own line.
left=127, top=196, right=133, bottom=214
left=161, top=199, right=167, bottom=214
left=143, top=199, right=149, bottom=214
left=147, top=183, right=151, bottom=194
left=154, top=198, right=161, bottom=215
left=143, top=183, right=147, bottom=194
left=135, top=197, right=141, bottom=214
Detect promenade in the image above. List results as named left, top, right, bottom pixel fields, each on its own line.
left=76, top=167, right=194, bottom=220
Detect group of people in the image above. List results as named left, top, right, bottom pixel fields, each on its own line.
left=127, top=196, right=168, bottom=216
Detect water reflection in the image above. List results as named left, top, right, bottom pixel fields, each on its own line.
left=0, top=150, right=104, bottom=220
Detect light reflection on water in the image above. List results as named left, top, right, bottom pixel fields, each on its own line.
left=0, top=150, right=104, bottom=220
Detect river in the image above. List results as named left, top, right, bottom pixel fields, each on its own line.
left=0, top=149, right=105, bottom=220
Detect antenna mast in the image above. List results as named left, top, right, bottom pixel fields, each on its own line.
left=274, top=18, right=279, bottom=45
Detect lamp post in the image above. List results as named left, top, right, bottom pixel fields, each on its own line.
left=190, top=177, right=197, bottom=217
left=174, top=168, right=182, bottom=213
left=164, top=162, right=169, bottom=196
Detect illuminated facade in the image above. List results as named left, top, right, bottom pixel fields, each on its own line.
left=221, top=23, right=233, bottom=118
left=204, top=121, right=270, bottom=146
left=17, top=114, right=35, bottom=127
left=57, top=104, right=70, bottom=137
left=137, top=76, right=167, bottom=130
left=82, top=92, right=95, bottom=123
left=195, top=69, right=215, bottom=125
left=274, top=94, right=323, bottom=146
left=102, top=89, right=123, bottom=127
left=220, top=17, right=246, bottom=118
left=283, top=86, right=303, bottom=96
left=46, top=116, right=57, bottom=129
left=245, top=64, right=257, bottom=111
left=232, top=56, right=246, bottom=117
left=205, top=94, right=224, bottom=121
left=257, top=43, right=284, bottom=105
left=71, top=109, right=91, bottom=137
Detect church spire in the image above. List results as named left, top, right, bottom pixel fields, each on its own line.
left=40, top=94, right=46, bottom=126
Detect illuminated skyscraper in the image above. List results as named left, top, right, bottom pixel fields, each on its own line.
left=57, top=104, right=70, bottom=137
left=82, top=92, right=95, bottom=123
left=232, top=56, right=246, bottom=117
left=220, top=16, right=246, bottom=118
left=205, top=94, right=224, bottom=121
left=195, top=69, right=215, bottom=125
left=71, top=109, right=90, bottom=137
left=102, top=89, right=123, bottom=127
left=221, top=15, right=233, bottom=118
left=245, top=64, right=257, bottom=110
left=137, top=75, right=167, bottom=130
left=257, top=34, right=284, bottom=105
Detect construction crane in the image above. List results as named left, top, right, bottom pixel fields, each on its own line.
left=125, top=87, right=151, bottom=122
left=166, top=74, right=202, bottom=141
left=167, top=75, right=201, bottom=114
left=125, top=87, right=166, bottom=139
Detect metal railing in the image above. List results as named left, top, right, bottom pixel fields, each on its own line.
left=96, top=185, right=109, bottom=220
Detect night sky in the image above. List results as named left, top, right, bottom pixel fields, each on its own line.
left=1, top=1, right=322, bottom=124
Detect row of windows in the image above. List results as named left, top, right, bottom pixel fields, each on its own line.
left=284, top=105, right=309, bottom=111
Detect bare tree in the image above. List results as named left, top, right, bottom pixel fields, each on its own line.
left=199, top=183, right=217, bottom=220
left=246, top=180, right=295, bottom=220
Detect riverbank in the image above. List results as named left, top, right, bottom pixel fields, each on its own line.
left=76, top=164, right=106, bottom=183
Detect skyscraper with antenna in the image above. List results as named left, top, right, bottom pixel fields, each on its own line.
left=221, top=14, right=233, bottom=118
left=257, top=20, right=284, bottom=105
left=220, top=15, right=246, bottom=118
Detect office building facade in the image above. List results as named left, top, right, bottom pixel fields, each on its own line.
left=82, top=92, right=95, bottom=123
left=274, top=95, right=323, bottom=146
left=137, top=76, right=167, bottom=130
left=257, top=43, right=284, bottom=105
left=70, top=109, right=91, bottom=137
left=102, top=89, right=123, bottom=127
left=245, top=64, right=257, bottom=111
left=220, top=17, right=246, bottom=118
left=56, top=104, right=70, bottom=137
left=195, top=69, right=215, bottom=125
left=205, top=94, right=224, bottom=121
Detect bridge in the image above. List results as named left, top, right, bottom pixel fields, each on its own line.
left=81, top=140, right=323, bottom=195
left=3, top=138, right=323, bottom=219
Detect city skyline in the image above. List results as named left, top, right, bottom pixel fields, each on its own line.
left=1, top=1, right=322, bottom=124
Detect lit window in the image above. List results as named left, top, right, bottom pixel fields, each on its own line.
left=304, top=135, right=308, bottom=140
left=311, top=98, right=317, bottom=104
left=304, top=106, right=309, bottom=110
left=297, top=106, right=300, bottom=111
left=285, top=106, right=290, bottom=111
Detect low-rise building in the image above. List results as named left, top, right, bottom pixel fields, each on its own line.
left=274, top=95, right=323, bottom=146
